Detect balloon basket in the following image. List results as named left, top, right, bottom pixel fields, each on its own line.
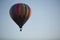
left=20, top=28, right=22, bottom=31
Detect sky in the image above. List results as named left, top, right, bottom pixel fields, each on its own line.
left=0, top=0, right=60, bottom=40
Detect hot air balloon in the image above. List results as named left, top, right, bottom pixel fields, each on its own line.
left=9, top=3, right=31, bottom=31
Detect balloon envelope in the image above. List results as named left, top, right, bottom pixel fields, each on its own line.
left=9, top=3, right=31, bottom=31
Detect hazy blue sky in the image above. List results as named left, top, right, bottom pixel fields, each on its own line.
left=0, top=0, right=60, bottom=40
